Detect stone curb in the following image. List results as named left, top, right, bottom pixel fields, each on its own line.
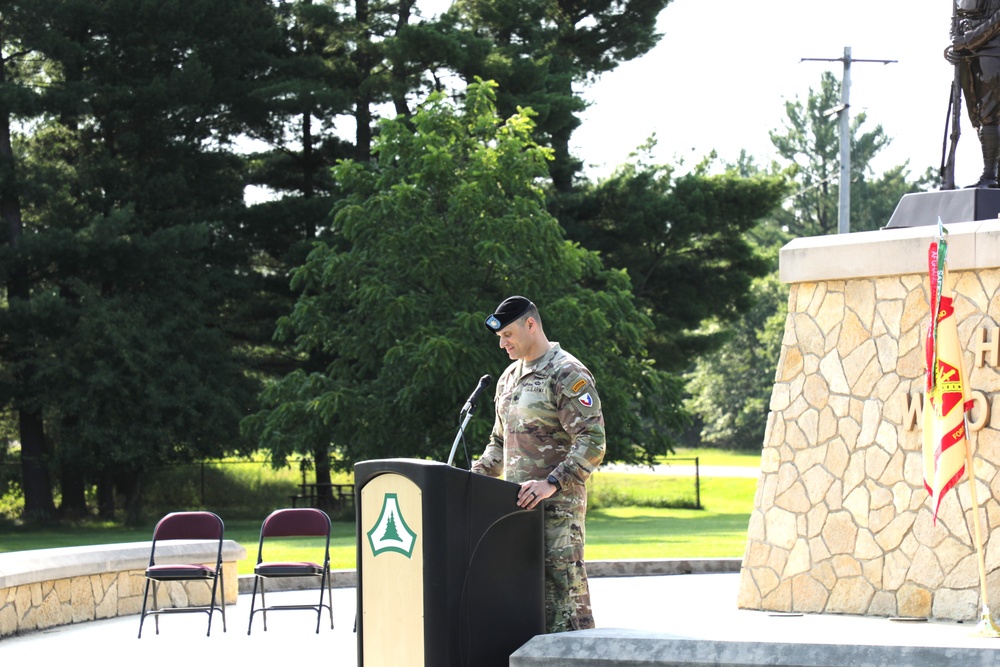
left=0, top=540, right=247, bottom=589
left=235, top=557, right=743, bottom=594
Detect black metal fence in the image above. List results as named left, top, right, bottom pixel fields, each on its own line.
left=588, top=457, right=702, bottom=510
left=0, top=455, right=701, bottom=520
left=0, top=458, right=354, bottom=522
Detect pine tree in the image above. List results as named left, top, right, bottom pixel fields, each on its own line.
left=560, top=151, right=788, bottom=373
left=769, top=71, right=923, bottom=236
left=0, top=0, right=280, bottom=521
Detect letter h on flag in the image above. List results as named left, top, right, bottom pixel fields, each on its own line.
left=923, top=226, right=973, bottom=524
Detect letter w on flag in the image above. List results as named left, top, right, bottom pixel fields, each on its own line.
left=923, top=225, right=973, bottom=524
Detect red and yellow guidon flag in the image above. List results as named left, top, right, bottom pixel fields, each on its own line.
left=923, top=231, right=972, bottom=524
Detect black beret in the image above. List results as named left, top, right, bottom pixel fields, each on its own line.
left=484, top=296, right=533, bottom=332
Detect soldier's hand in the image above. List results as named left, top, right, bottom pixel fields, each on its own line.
left=517, top=480, right=556, bottom=510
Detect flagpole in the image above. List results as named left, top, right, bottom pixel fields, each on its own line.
left=963, top=415, right=1000, bottom=637
left=925, top=218, right=999, bottom=636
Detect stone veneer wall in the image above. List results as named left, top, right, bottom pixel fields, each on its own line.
left=0, top=543, right=241, bottom=638
left=738, top=220, right=1000, bottom=622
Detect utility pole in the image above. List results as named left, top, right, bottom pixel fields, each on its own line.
left=801, top=47, right=896, bottom=234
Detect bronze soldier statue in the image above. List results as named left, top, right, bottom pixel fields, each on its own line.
left=948, top=0, right=1000, bottom=187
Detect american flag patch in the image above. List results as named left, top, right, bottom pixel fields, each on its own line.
left=579, top=393, right=593, bottom=407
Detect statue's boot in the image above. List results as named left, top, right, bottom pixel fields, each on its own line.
left=971, top=125, right=1000, bottom=188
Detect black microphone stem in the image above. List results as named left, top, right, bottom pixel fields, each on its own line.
left=447, top=407, right=476, bottom=467
left=448, top=374, right=491, bottom=467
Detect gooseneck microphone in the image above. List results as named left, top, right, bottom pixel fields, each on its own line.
left=461, top=374, right=493, bottom=414
left=448, top=374, right=493, bottom=467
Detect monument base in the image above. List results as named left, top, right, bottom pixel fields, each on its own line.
left=511, top=572, right=1000, bottom=667
left=884, top=188, right=1000, bottom=228
left=756, top=221, right=1000, bottom=624
left=510, top=629, right=1000, bottom=667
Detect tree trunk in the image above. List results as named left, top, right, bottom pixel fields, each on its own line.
left=391, top=0, right=414, bottom=119
left=353, top=0, right=373, bottom=162
left=314, top=444, right=333, bottom=508
left=0, top=49, right=55, bottom=521
left=120, top=472, right=143, bottom=526
left=59, top=465, right=89, bottom=519
left=17, top=413, right=56, bottom=520
left=97, top=471, right=116, bottom=520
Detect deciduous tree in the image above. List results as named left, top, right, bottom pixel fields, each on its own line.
left=441, top=0, right=673, bottom=190
left=244, top=80, right=685, bottom=467
left=560, top=148, right=788, bottom=372
left=769, top=71, right=922, bottom=236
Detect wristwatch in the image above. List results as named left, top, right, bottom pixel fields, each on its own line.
left=546, top=474, right=561, bottom=492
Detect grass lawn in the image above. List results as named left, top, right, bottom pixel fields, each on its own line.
left=585, top=476, right=757, bottom=561
left=0, top=448, right=761, bottom=574
left=660, top=447, right=762, bottom=467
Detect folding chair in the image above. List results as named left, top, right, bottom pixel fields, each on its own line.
left=247, top=507, right=334, bottom=634
left=137, top=511, right=227, bottom=638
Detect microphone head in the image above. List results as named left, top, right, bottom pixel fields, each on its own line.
left=480, top=374, right=493, bottom=387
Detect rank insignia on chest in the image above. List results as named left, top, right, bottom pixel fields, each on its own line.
left=579, top=393, right=594, bottom=407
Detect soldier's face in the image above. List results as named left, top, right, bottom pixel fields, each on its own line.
left=497, top=319, right=531, bottom=359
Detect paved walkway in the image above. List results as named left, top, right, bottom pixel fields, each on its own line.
left=4, top=573, right=1000, bottom=666
left=601, top=462, right=760, bottom=478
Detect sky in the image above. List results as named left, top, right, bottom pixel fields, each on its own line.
left=571, top=0, right=975, bottom=185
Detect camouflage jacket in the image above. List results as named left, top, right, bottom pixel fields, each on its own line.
left=471, top=343, right=606, bottom=509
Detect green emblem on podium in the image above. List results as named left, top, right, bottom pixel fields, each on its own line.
left=367, top=493, right=417, bottom=557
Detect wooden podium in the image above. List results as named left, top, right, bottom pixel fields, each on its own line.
left=355, top=458, right=545, bottom=667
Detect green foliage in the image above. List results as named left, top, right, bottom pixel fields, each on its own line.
left=678, top=72, right=931, bottom=453
left=560, top=150, right=789, bottom=372
left=588, top=473, right=701, bottom=510
left=246, top=79, right=682, bottom=467
left=0, top=0, right=279, bottom=520
left=138, top=461, right=344, bottom=522
left=657, top=447, right=763, bottom=467
left=685, top=273, right=788, bottom=450
left=769, top=71, right=924, bottom=236
left=442, top=0, right=674, bottom=189
left=5, top=0, right=789, bottom=522
left=0, top=471, right=758, bottom=568
left=0, top=465, right=23, bottom=522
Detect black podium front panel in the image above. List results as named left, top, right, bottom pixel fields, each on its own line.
left=355, top=458, right=545, bottom=667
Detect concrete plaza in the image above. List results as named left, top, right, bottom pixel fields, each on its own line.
left=4, top=570, right=1000, bottom=666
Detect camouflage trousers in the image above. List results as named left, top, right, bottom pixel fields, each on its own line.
left=543, top=503, right=594, bottom=633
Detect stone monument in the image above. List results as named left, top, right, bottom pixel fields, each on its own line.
left=738, top=219, right=1000, bottom=622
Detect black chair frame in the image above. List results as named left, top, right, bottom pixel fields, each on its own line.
left=138, top=511, right=227, bottom=638
left=247, top=507, right=334, bottom=634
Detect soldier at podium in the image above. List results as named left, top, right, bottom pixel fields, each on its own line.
left=473, top=296, right=606, bottom=633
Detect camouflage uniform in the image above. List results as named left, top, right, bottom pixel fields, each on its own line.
left=471, top=342, right=606, bottom=633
